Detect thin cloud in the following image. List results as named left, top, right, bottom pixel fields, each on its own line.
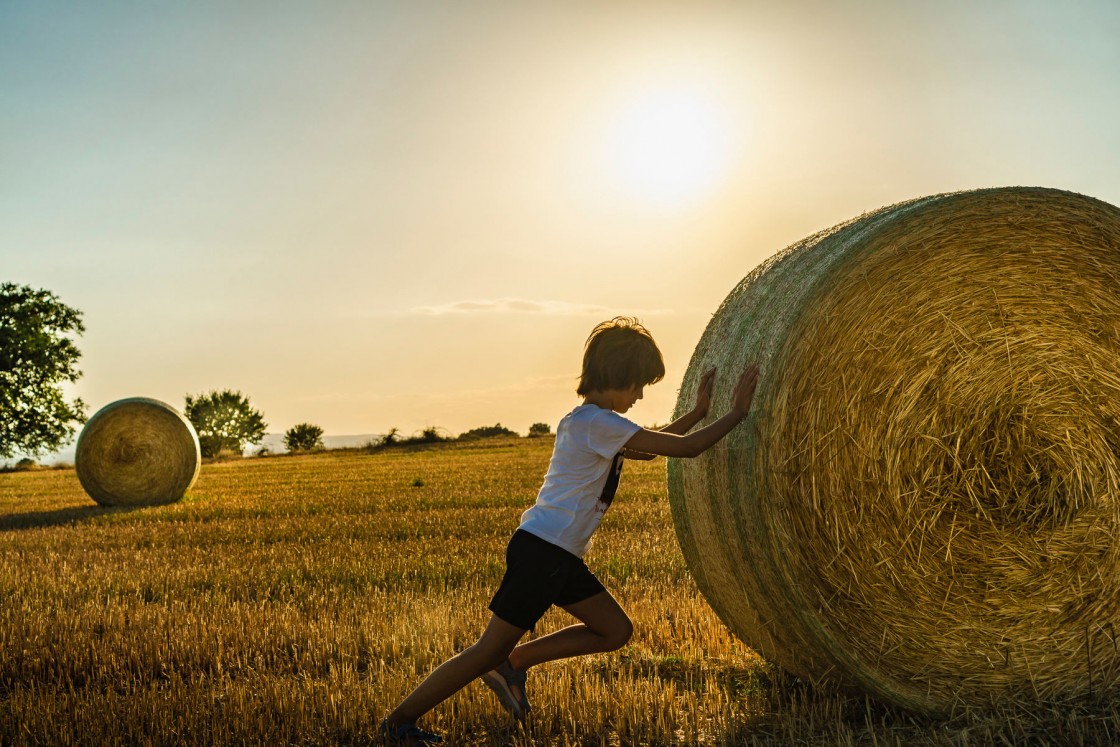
left=410, top=298, right=670, bottom=316
left=293, top=375, right=575, bottom=405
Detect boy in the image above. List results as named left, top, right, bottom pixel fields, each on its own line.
left=382, top=317, right=759, bottom=745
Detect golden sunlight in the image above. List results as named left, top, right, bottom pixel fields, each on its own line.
left=602, top=84, right=735, bottom=207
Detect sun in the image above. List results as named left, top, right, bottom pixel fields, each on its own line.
left=602, top=84, right=735, bottom=208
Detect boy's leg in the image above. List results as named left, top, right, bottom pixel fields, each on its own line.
left=507, top=590, right=633, bottom=672
left=387, top=614, right=526, bottom=726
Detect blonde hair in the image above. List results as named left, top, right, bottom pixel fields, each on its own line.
left=576, top=317, right=665, bottom=396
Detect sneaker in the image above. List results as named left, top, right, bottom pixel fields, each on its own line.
left=481, top=660, right=531, bottom=719
left=379, top=718, right=443, bottom=745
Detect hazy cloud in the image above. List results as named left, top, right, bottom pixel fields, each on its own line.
left=411, top=298, right=669, bottom=316
left=291, top=375, right=576, bottom=407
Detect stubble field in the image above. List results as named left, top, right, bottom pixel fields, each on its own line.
left=1, top=438, right=1114, bottom=745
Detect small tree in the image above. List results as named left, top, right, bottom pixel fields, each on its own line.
left=284, top=423, right=324, bottom=452
left=528, top=422, right=551, bottom=437
left=0, top=283, right=87, bottom=459
left=184, top=389, right=266, bottom=458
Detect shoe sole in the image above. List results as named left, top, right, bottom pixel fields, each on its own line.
left=379, top=720, right=442, bottom=745
left=481, top=670, right=528, bottom=719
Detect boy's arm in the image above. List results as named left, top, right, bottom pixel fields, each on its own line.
left=622, top=369, right=716, bottom=460
left=659, top=368, right=715, bottom=435
left=623, top=364, right=758, bottom=459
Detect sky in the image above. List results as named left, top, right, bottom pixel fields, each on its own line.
left=3, top=1, right=1119, bottom=443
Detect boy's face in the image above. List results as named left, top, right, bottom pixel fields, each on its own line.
left=614, top=385, right=644, bottom=413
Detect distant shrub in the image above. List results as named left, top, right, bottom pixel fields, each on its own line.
left=364, top=428, right=402, bottom=451
left=410, top=427, right=450, bottom=445
left=371, top=427, right=452, bottom=450
left=528, top=422, right=551, bottom=437
left=285, top=423, right=324, bottom=452
left=459, top=423, right=519, bottom=440
left=2, top=457, right=57, bottom=474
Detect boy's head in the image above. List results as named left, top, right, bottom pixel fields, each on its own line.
left=577, top=316, right=665, bottom=396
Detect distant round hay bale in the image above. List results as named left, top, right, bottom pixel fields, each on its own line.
left=668, top=187, right=1120, bottom=714
left=76, top=398, right=201, bottom=507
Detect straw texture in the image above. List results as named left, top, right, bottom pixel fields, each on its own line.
left=668, top=187, right=1120, bottom=714
left=76, top=398, right=201, bottom=507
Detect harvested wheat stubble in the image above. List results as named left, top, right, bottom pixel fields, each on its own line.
left=668, top=187, right=1120, bottom=715
left=75, top=397, right=201, bottom=506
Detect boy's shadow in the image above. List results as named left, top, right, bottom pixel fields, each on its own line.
left=0, top=504, right=134, bottom=532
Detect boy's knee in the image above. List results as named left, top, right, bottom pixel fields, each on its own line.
left=465, top=638, right=515, bottom=671
left=605, top=617, right=633, bottom=651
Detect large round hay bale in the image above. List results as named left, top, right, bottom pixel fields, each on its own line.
left=668, top=186, right=1120, bottom=714
left=76, top=397, right=201, bottom=507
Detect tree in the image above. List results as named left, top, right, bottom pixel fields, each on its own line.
left=184, top=389, right=266, bottom=458
left=284, top=423, right=324, bottom=452
left=528, top=422, right=551, bottom=437
left=0, top=283, right=86, bottom=459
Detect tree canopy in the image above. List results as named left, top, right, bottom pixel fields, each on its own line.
left=184, top=389, right=266, bottom=458
left=284, top=423, right=324, bottom=452
left=0, top=283, right=86, bottom=459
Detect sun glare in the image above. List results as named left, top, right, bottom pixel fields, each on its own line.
left=603, top=85, right=735, bottom=207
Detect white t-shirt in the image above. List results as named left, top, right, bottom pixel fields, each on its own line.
left=518, top=404, right=642, bottom=557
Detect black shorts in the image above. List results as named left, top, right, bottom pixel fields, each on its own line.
left=488, top=529, right=606, bottom=631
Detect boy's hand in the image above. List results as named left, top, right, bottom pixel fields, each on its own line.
left=731, top=363, right=760, bottom=418
left=693, top=368, right=716, bottom=418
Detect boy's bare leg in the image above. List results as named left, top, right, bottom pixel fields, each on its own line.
left=388, top=615, right=526, bottom=725
left=507, top=590, right=633, bottom=672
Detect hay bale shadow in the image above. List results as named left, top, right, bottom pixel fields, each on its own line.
left=735, top=670, right=1120, bottom=746
left=0, top=504, right=136, bottom=532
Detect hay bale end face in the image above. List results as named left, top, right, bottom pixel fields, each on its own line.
left=668, top=187, right=1120, bottom=714
left=76, top=398, right=201, bottom=507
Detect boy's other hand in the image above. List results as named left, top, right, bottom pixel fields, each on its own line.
left=693, top=368, right=716, bottom=418
left=731, top=363, right=760, bottom=418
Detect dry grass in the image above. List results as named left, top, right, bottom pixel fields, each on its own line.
left=2, top=437, right=1118, bottom=744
